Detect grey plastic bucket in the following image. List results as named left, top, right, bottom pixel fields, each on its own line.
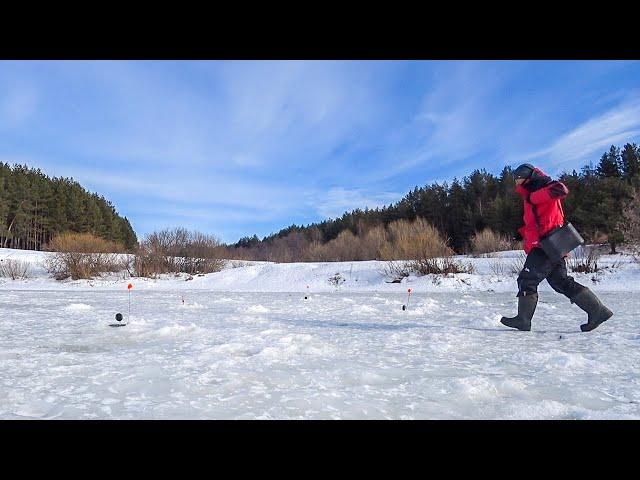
left=539, top=222, right=585, bottom=262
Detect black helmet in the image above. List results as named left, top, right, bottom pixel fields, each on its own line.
left=513, top=163, right=535, bottom=180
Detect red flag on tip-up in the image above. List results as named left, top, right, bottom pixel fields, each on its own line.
left=402, top=288, right=412, bottom=311
left=127, top=283, right=133, bottom=290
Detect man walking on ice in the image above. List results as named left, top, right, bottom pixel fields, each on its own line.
left=500, top=163, right=613, bottom=332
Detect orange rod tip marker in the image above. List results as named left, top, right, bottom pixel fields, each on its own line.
left=126, top=283, right=133, bottom=323
left=403, top=288, right=413, bottom=311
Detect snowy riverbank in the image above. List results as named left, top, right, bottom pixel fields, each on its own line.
left=1, top=247, right=639, bottom=294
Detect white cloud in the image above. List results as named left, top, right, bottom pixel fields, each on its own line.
left=59, top=61, right=387, bottom=173
left=314, top=187, right=401, bottom=219
left=68, top=168, right=303, bottom=216
left=360, top=61, right=524, bottom=183
left=519, top=97, right=640, bottom=172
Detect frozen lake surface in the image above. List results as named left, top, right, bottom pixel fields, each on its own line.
left=1, top=289, right=638, bottom=419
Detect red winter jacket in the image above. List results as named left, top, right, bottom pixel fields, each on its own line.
left=515, top=167, right=568, bottom=254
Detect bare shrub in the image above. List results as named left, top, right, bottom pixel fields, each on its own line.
left=381, top=218, right=453, bottom=260
left=44, top=232, right=125, bottom=280
left=133, top=229, right=175, bottom=277
left=380, top=260, right=411, bottom=282
left=328, top=272, right=346, bottom=287
left=359, top=224, right=390, bottom=260
left=408, top=257, right=475, bottom=276
left=303, top=218, right=451, bottom=263
left=489, top=259, right=507, bottom=276
left=368, top=218, right=470, bottom=277
left=508, top=252, right=527, bottom=275
left=134, top=228, right=224, bottom=277
left=0, top=259, right=32, bottom=280
left=618, top=188, right=640, bottom=262
left=470, top=228, right=514, bottom=257
left=304, top=241, right=333, bottom=262
left=225, top=217, right=452, bottom=263
left=591, top=231, right=609, bottom=244
left=304, top=228, right=376, bottom=262
left=608, top=259, right=624, bottom=270
left=264, top=231, right=310, bottom=263
left=568, top=245, right=601, bottom=273
left=228, top=260, right=251, bottom=268
left=46, top=232, right=125, bottom=254
left=119, top=254, right=135, bottom=278
left=327, top=230, right=360, bottom=261
left=179, top=231, right=226, bottom=274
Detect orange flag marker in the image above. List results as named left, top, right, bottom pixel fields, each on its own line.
left=403, top=288, right=413, bottom=311
left=127, top=283, right=133, bottom=321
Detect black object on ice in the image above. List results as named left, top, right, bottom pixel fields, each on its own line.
left=402, top=305, right=406, bottom=311
left=500, top=293, right=538, bottom=331
left=571, top=288, right=613, bottom=332
left=304, top=296, right=308, bottom=300
left=539, top=223, right=584, bottom=262
left=109, top=312, right=127, bottom=327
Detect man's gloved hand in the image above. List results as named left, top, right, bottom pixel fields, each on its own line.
left=549, top=181, right=569, bottom=198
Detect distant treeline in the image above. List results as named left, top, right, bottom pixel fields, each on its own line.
left=227, top=143, right=640, bottom=261
left=4, top=142, right=640, bottom=262
left=0, top=164, right=137, bottom=251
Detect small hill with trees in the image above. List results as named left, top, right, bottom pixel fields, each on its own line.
left=0, top=163, right=137, bottom=251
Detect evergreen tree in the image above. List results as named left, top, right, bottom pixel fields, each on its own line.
left=597, top=145, right=622, bottom=178
left=621, top=143, right=640, bottom=181
left=0, top=163, right=137, bottom=251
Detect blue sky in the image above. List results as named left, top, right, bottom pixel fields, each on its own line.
left=1, top=60, right=639, bottom=243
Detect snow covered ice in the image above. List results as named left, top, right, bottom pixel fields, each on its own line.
left=1, top=248, right=639, bottom=419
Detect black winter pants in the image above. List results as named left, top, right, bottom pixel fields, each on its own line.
left=517, top=248, right=586, bottom=299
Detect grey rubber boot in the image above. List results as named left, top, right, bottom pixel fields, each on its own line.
left=571, top=288, right=613, bottom=332
left=500, top=293, right=538, bottom=331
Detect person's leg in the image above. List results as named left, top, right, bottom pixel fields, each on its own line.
left=546, top=257, right=613, bottom=331
left=517, top=248, right=556, bottom=296
left=546, top=257, right=586, bottom=299
left=501, top=249, right=554, bottom=331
